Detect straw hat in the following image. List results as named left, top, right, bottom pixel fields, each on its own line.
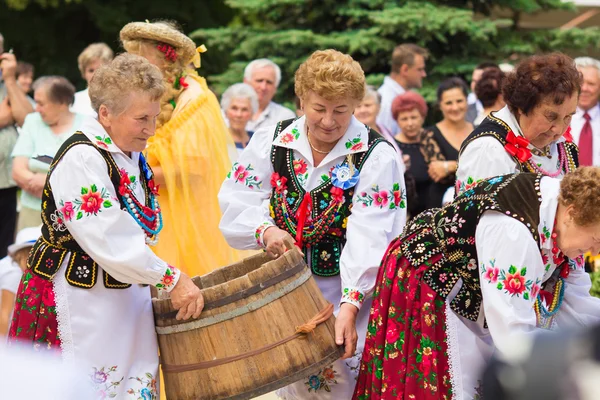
left=120, top=21, right=202, bottom=66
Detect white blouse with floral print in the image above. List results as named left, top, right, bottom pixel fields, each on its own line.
left=218, top=115, right=407, bottom=309
left=445, top=176, right=600, bottom=399
left=47, top=117, right=179, bottom=398
left=456, top=105, right=570, bottom=194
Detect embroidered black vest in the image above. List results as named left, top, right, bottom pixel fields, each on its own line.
left=27, top=132, right=152, bottom=289
left=459, top=112, right=579, bottom=172
left=269, top=119, right=393, bottom=277
left=401, top=173, right=542, bottom=321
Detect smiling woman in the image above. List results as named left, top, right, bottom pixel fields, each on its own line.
left=456, top=53, right=581, bottom=196
left=218, top=49, right=407, bottom=399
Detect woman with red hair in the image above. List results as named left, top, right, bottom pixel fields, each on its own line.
left=392, top=91, right=432, bottom=217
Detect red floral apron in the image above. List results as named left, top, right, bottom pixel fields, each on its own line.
left=353, top=239, right=453, bottom=399
left=8, top=270, right=61, bottom=351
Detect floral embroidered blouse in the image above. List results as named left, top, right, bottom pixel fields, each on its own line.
left=218, top=116, right=407, bottom=309
left=456, top=105, right=576, bottom=194
left=46, top=118, right=180, bottom=292
left=442, top=175, right=600, bottom=399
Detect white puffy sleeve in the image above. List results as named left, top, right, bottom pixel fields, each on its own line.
left=218, top=125, right=275, bottom=250
left=456, top=137, right=518, bottom=194
left=476, top=212, right=545, bottom=354
left=340, top=142, right=407, bottom=309
left=49, top=145, right=179, bottom=292
left=555, top=265, right=600, bottom=327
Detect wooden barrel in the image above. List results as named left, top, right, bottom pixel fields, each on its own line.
left=152, top=247, right=342, bottom=400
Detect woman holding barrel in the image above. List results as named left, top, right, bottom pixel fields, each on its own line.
left=218, top=49, right=407, bottom=398
left=8, top=54, right=203, bottom=398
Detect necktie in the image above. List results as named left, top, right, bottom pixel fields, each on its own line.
left=579, top=112, right=593, bottom=166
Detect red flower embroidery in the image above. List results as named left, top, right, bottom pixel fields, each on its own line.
left=503, top=270, right=526, bottom=295
left=373, top=190, right=389, bottom=207
left=280, top=132, right=295, bottom=144
left=351, top=142, right=364, bottom=151
left=293, top=159, right=308, bottom=175
left=162, top=274, right=174, bottom=286
left=61, top=202, right=74, bottom=221
left=81, top=191, right=103, bottom=214
left=531, top=282, right=541, bottom=298
left=484, top=267, right=499, bottom=283
left=233, top=164, right=249, bottom=183
left=96, top=141, right=109, bottom=150
left=393, top=190, right=403, bottom=207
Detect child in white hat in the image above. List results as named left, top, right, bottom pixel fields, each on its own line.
left=0, top=226, right=41, bottom=336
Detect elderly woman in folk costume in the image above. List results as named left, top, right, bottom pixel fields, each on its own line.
left=219, top=49, right=407, bottom=399
left=456, top=53, right=580, bottom=194
left=120, top=21, right=242, bottom=278
left=8, top=54, right=203, bottom=399
left=354, top=168, right=600, bottom=400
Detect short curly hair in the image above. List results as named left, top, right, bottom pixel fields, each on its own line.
left=559, top=167, right=600, bottom=226
left=77, top=43, right=114, bottom=77
left=502, top=53, right=581, bottom=116
left=89, top=53, right=165, bottom=115
left=391, top=91, right=428, bottom=120
left=475, top=68, right=505, bottom=108
left=295, top=49, right=365, bottom=102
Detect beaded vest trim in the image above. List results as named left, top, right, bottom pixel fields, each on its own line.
left=28, top=132, right=152, bottom=289
left=269, top=119, right=391, bottom=277
left=459, top=113, right=579, bottom=173
left=400, top=173, right=543, bottom=321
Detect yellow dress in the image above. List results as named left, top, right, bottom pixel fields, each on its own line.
left=146, top=73, right=243, bottom=278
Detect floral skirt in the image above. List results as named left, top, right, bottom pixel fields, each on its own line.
left=353, top=238, right=452, bottom=400
left=8, top=270, right=61, bottom=351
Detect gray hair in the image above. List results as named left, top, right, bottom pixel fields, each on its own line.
left=89, top=53, right=164, bottom=114
left=363, top=85, right=381, bottom=104
left=244, top=59, right=282, bottom=87
left=32, top=76, right=76, bottom=106
left=575, top=57, right=600, bottom=79
left=221, top=83, right=259, bottom=114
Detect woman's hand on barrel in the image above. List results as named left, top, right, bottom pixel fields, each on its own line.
left=170, top=273, right=204, bottom=320
left=335, top=303, right=359, bottom=359
left=263, top=227, right=296, bottom=258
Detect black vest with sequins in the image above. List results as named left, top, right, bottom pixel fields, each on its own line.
left=459, top=112, right=579, bottom=173
left=401, top=173, right=543, bottom=321
left=269, top=119, right=393, bottom=277
left=27, top=132, right=152, bottom=289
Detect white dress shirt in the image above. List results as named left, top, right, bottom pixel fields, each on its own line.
left=246, top=101, right=296, bottom=132
left=570, top=103, right=600, bottom=166
left=376, top=75, right=405, bottom=136
left=70, top=88, right=97, bottom=118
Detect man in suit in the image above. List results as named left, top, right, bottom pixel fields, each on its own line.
left=571, top=57, right=600, bottom=166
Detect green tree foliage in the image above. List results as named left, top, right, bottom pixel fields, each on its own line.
left=1, top=0, right=233, bottom=89
left=190, top=0, right=600, bottom=105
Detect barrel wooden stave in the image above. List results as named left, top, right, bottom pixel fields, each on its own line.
left=153, top=249, right=340, bottom=400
